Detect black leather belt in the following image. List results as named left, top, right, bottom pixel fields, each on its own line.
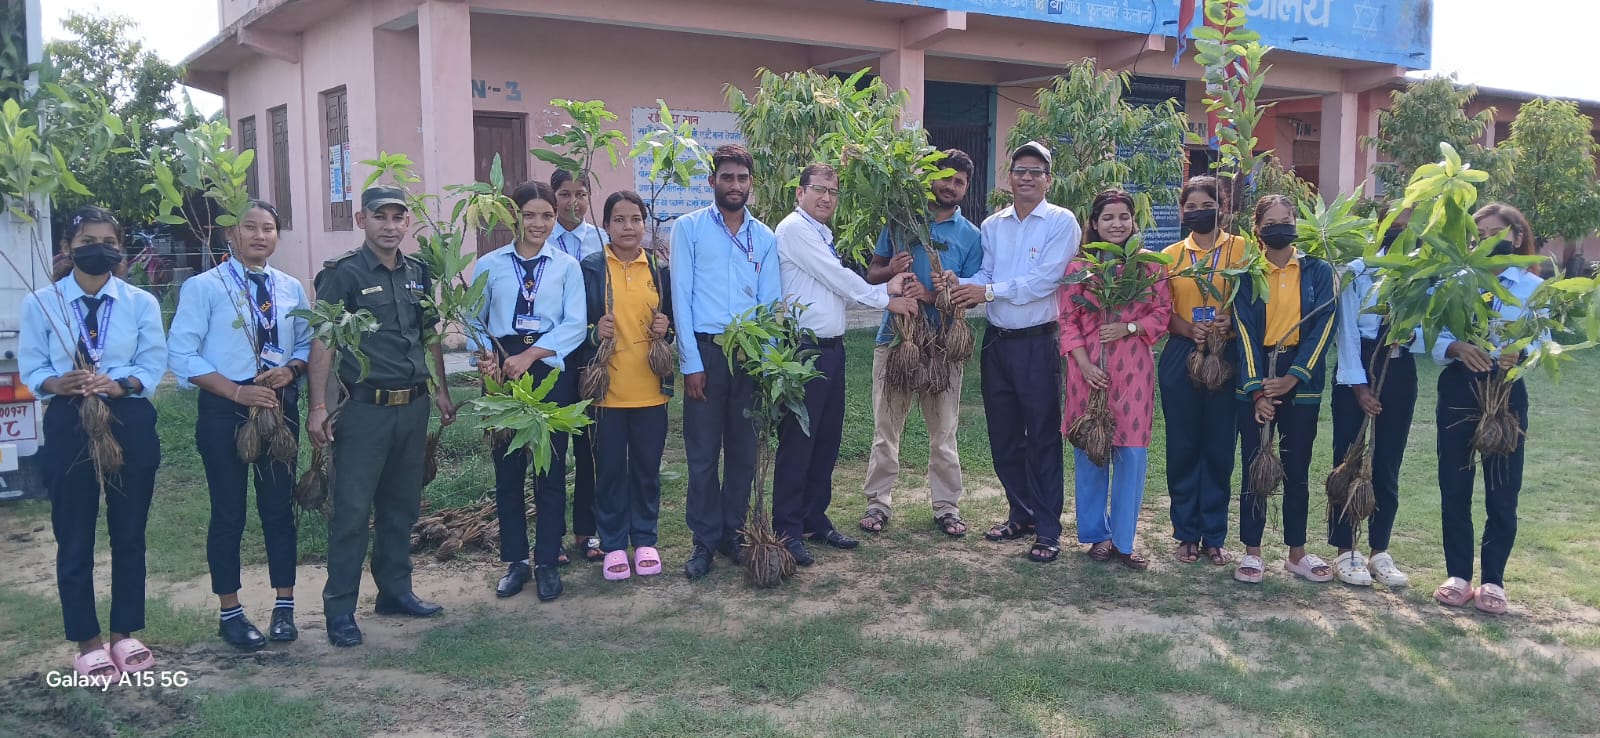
left=805, top=336, right=844, bottom=348
left=346, top=382, right=428, bottom=406
left=496, top=333, right=546, bottom=356
left=990, top=322, right=1057, bottom=339
left=694, top=332, right=720, bottom=344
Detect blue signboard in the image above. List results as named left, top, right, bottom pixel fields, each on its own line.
left=1123, top=75, right=1186, bottom=248
left=870, top=0, right=1431, bottom=69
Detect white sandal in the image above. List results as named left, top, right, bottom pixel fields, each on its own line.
left=1284, top=553, right=1334, bottom=583
left=1234, top=554, right=1265, bottom=584
left=1334, top=551, right=1373, bottom=586
left=1367, top=552, right=1409, bottom=587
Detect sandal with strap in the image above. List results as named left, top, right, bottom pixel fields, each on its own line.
left=1028, top=539, right=1061, bottom=563
left=109, top=637, right=155, bottom=674
left=935, top=512, right=967, bottom=538
left=1174, top=542, right=1200, bottom=564
left=1434, top=577, right=1474, bottom=607
left=1474, top=583, right=1509, bottom=615
left=984, top=520, right=1034, bottom=542
left=1205, top=546, right=1233, bottom=566
left=1087, top=541, right=1115, bottom=562
left=72, top=648, right=119, bottom=686
left=859, top=509, right=888, bottom=533
left=1234, top=554, right=1265, bottom=584
left=1116, top=549, right=1149, bottom=571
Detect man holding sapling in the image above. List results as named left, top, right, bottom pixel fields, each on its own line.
left=859, top=149, right=985, bottom=538
left=306, top=187, right=458, bottom=647
left=941, top=141, right=1080, bottom=563
left=671, top=144, right=781, bottom=580
left=772, top=163, right=920, bottom=566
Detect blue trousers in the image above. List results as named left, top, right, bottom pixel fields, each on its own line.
left=493, top=360, right=575, bottom=566
left=1437, top=364, right=1527, bottom=586
left=1073, top=446, right=1149, bottom=553
left=1158, top=337, right=1237, bottom=548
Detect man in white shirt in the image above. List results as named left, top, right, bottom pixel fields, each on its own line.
left=944, top=141, right=1081, bottom=563
left=773, top=163, right=919, bottom=565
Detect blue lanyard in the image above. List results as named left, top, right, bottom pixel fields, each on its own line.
left=796, top=209, right=838, bottom=257
left=514, top=253, right=549, bottom=304
left=556, top=232, right=577, bottom=258
left=71, top=295, right=114, bottom=366
left=227, top=261, right=278, bottom=332
left=712, top=210, right=755, bottom=261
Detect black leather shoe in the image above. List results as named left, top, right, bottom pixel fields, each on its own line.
left=268, top=607, right=298, bottom=642
left=326, top=614, right=362, bottom=647
left=719, top=536, right=747, bottom=564
left=374, top=591, right=444, bottom=618
left=684, top=544, right=714, bottom=580
left=496, top=561, right=532, bottom=598
left=785, top=539, right=815, bottom=567
left=534, top=564, right=563, bottom=601
left=219, top=614, right=267, bottom=651
left=809, top=529, right=860, bottom=550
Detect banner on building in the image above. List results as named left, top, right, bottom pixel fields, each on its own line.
left=328, top=145, right=344, bottom=204
left=630, top=107, right=743, bottom=242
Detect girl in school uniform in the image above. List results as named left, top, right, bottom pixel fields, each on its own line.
left=1058, top=189, right=1171, bottom=570
left=1158, top=176, right=1247, bottom=567
left=20, top=205, right=167, bottom=681
left=168, top=200, right=311, bottom=649
left=472, top=181, right=587, bottom=603
left=1232, top=195, right=1338, bottom=584
left=581, top=190, right=675, bottom=581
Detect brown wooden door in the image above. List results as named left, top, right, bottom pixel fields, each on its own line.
left=473, top=113, right=529, bottom=255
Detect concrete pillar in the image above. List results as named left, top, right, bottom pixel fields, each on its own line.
left=417, top=0, right=475, bottom=194
left=879, top=48, right=926, bottom=126
left=1319, top=91, right=1359, bottom=201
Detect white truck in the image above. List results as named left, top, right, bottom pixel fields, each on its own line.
left=0, top=0, right=51, bottom=501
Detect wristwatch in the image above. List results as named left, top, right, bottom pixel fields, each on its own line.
left=115, top=377, right=138, bottom=396
left=983, top=284, right=994, bottom=303
left=1126, top=322, right=1138, bottom=336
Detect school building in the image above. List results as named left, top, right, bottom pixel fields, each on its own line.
left=183, top=0, right=1454, bottom=285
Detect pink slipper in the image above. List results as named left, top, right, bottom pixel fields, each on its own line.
left=1474, top=583, right=1509, bottom=615
left=633, top=546, right=663, bottom=576
left=602, top=550, right=632, bottom=581
left=109, top=637, right=155, bottom=674
left=72, top=648, right=120, bottom=685
left=1434, top=577, right=1474, bottom=607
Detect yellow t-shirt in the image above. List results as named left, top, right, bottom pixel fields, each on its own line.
left=1264, top=256, right=1302, bottom=347
left=1162, top=232, right=1248, bottom=326
left=598, top=249, right=668, bottom=409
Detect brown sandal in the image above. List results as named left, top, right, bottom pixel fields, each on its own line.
left=859, top=509, right=888, bottom=533
left=1205, top=547, right=1233, bottom=566
left=1088, top=541, right=1115, bottom=562
left=1117, top=549, right=1150, bottom=571
left=1175, top=542, right=1200, bottom=564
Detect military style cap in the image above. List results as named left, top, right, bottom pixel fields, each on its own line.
left=361, top=186, right=409, bottom=212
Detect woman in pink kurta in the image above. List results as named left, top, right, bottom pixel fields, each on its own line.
left=1057, top=190, right=1173, bottom=569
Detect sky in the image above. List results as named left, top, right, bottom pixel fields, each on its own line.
left=36, top=0, right=1600, bottom=112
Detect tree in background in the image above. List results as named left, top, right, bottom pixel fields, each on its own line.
left=1363, top=76, right=1505, bottom=199
left=46, top=10, right=200, bottom=224
left=1493, top=98, right=1600, bottom=271
left=1004, top=60, right=1188, bottom=225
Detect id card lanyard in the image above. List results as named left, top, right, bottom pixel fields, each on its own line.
left=513, top=253, right=549, bottom=333
left=227, top=261, right=278, bottom=339
left=71, top=296, right=114, bottom=367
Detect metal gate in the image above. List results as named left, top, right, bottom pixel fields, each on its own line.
left=926, top=122, right=991, bottom=222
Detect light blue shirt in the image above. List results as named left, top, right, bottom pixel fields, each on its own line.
left=468, top=242, right=587, bottom=371
left=1334, top=256, right=1421, bottom=386
left=669, top=205, right=781, bottom=375
left=20, top=276, right=167, bottom=400
left=872, top=208, right=984, bottom=344
left=961, top=201, right=1081, bottom=329
left=167, top=260, right=312, bottom=386
left=549, top=220, right=607, bottom=261
left=1432, top=266, right=1548, bottom=365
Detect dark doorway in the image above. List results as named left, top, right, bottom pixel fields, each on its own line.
left=473, top=112, right=528, bottom=255
left=924, top=81, right=995, bottom=223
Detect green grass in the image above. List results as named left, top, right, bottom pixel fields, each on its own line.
left=6, top=324, right=1600, bottom=737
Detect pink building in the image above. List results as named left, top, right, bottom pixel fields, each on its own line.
left=183, top=0, right=1436, bottom=286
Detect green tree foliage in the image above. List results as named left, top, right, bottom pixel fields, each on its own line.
left=1005, top=59, right=1188, bottom=223
left=46, top=11, right=200, bottom=223
left=1245, top=155, right=1317, bottom=219
left=0, top=0, right=27, bottom=100
left=1493, top=98, right=1600, bottom=254
left=1192, top=0, right=1271, bottom=226
left=528, top=98, right=627, bottom=228
left=628, top=100, right=710, bottom=250
left=1363, top=76, right=1505, bottom=198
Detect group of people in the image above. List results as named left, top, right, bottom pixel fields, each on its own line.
left=20, top=138, right=1537, bottom=685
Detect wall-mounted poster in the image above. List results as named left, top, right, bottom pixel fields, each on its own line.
left=630, top=107, right=743, bottom=244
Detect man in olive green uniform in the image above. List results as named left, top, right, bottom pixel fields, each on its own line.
left=307, top=186, right=457, bottom=647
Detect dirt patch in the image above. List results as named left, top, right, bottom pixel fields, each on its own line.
left=0, top=672, right=194, bottom=738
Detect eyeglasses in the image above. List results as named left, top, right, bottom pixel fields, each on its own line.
left=1010, top=167, right=1048, bottom=179
left=803, top=184, right=841, bottom=198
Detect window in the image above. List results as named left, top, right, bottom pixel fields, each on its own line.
left=269, top=105, right=293, bottom=230
left=238, top=115, right=258, bottom=197
left=320, top=86, right=351, bottom=231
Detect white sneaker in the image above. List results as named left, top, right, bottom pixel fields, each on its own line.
left=1367, top=552, right=1410, bottom=587
left=1334, top=551, right=1373, bottom=586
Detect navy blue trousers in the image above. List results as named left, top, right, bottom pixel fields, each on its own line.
left=591, top=404, right=667, bottom=552
left=979, top=326, right=1064, bottom=542
left=197, top=383, right=300, bottom=594
left=682, top=335, right=758, bottom=553
left=773, top=341, right=846, bottom=540
left=1328, top=341, right=1417, bottom=550
left=1437, top=364, right=1527, bottom=586
left=493, top=358, right=576, bottom=567
left=1158, top=337, right=1237, bottom=548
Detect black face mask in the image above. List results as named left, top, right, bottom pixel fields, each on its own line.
left=1182, top=208, right=1218, bottom=235
left=1490, top=239, right=1518, bottom=257
left=71, top=243, right=122, bottom=276
left=1259, top=223, right=1297, bottom=250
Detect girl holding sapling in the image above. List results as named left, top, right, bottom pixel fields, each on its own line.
left=1232, top=195, right=1337, bottom=585
left=1158, top=176, right=1247, bottom=567
left=1430, top=203, right=1543, bottom=615
left=1058, top=189, right=1171, bottom=570
left=168, top=200, right=311, bottom=649
left=20, top=205, right=167, bottom=681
